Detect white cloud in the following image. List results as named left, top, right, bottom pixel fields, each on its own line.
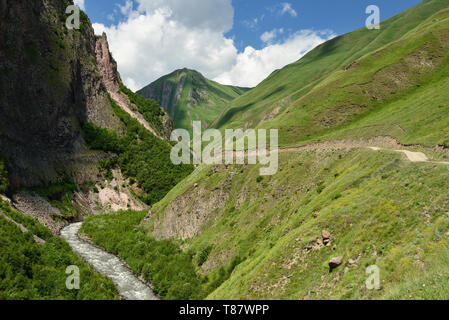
left=280, top=3, right=297, bottom=17
left=214, top=30, right=335, bottom=88
left=92, top=0, right=333, bottom=90
left=74, top=0, right=85, bottom=10
left=118, top=0, right=134, bottom=16
left=261, top=28, right=284, bottom=44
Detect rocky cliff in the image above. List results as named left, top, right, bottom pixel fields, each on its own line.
left=0, top=0, right=124, bottom=189
left=95, top=33, right=173, bottom=139
left=0, top=0, right=174, bottom=190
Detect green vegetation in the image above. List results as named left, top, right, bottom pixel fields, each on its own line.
left=0, top=201, right=118, bottom=300
left=150, top=147, right=449, bottom=300
left=0, top=200, right=53, bottom=241
left=82, top=99, right=193, bottom=205
left=81, top=210, right=239, bottom=299
left=144, top=5, right=449, bottom=299
left=137, top=69, right=250, bottom=133
left=119, top=83, right=166, bottom=136
left=212, top=0, right=449, bottom=148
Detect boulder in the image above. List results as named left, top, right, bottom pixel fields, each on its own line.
left=329, top=256, right=343, bottom=270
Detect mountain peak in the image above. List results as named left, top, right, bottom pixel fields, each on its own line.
left=137, top=69, right=250, bottom=132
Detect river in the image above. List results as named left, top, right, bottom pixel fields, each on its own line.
left=60, top=222, right=158, bottom=300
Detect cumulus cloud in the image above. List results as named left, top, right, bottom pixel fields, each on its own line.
left=92, top=0, right=333, bottom=90
left=214, top=30, right=335, bottom=88
left=74, top=0, right=85, bottom=10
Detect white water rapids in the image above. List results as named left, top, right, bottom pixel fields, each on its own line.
left=61, top=222, right=158, bottom=300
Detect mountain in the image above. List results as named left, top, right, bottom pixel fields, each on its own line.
left=0, top=0, right=191, bottom=203
left=0, top=0, right=192, bottom=299
left=133, top=0, right=449, bottom=299
left=2, top=0, right=449, bottom=302
left=137, top=68, right=251, bottom=133
left=211, top=0, right=449, bottom=148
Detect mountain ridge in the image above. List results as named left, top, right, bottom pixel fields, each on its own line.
left=140, top=1, right=449, bottom=300
left=211, top=0, right=449, bottom=148
left=137, top=68, right=251, bottom=133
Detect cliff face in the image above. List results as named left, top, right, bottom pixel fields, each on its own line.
left=95, top=33, right=173, bottom=139
left=0, top=0, right=124, bottom=189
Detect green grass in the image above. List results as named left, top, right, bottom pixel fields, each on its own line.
left=137, top=69, right=250, bottom=133
left=211, top=1, right=449, bottom=148
left=149, top=147, right=449, bottom=300
left=0, top=202, right=119, bottom=300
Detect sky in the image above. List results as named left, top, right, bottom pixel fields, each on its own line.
left=74, top=0, right=423, bottom=91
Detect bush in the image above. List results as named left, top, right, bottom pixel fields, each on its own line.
left=0, top=205, right=118, bottom=300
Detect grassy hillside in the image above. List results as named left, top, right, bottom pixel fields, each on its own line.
left=142, top=2, right=449, bottom=300
left=212, top=0, right=449, bottom=148
left=80, top=1, right=449, bottom=300
left=137, top=69, right=250, bottom=133
left=0, top=200, right=118, bottom=300
left=148, top=145, right=449, bottom=300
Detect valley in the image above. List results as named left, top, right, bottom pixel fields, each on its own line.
left=0, top=0, right=449, bottom=302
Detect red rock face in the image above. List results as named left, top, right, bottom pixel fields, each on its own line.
left=94, top=33, right=171, bottom=139
left=95, top=33, right=121, bottom=93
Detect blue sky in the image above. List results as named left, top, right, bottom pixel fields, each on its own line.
left=82, top=0, right=421, bottom=51
left=75, top=0, right=424, bottom=90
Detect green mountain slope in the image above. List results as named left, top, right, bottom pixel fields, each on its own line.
left=121, top=2, right=449, bottom=300
left=137, top=69, right=251, bottom=133
left=212, top=0, right=449, bottom=148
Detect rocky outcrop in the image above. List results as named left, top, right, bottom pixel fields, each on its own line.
left=153, top=186, right=229, bottom=240
left=329, top=256, right=343, bottom=270
left=84, top=169, right=147, bottom=213
left=0, top=0, right=123, bottom=190
left=12, top=191, right=65, bottom=235
left=95, top=33, right=173, bottom=139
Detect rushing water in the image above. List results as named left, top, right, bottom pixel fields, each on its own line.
left=61, top=222, right=158, bottom=300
